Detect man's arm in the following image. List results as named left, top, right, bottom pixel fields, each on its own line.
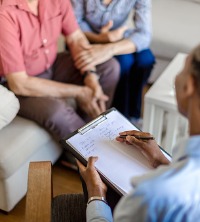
left=66, top=20, right=136, bottom=71
left=73, top=39, right=136, bottom=72
left=65, top=29, right=96, bottom=73
left=65, top=29, right=109, bottom=113
left=6, top=71, right=82, bottom=98
left=6, top=71, right=104, bottom=118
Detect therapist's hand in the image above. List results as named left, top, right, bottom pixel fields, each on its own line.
left=76, top=156, right=107, bottom=198
left=116, top=130, right=170, bottom=168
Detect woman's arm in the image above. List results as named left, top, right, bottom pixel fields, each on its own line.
left=71, top=0, right=93, bottom=33
left=127, top=0, right=152, bottom=52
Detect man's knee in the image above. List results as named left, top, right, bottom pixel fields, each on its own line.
left=98, top=58, right=120, bottom=84
left=38, top=99, right=84, bottom=139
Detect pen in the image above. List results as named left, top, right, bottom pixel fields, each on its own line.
left=119, top=135, right=155, bottom=140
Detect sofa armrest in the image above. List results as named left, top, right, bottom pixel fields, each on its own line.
left=25, top=161, right=52, bottom=222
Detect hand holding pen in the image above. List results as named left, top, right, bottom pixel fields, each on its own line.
left=116, top=130, right=170, bottom=168
left=116, top=130, right=155, bottom=142
left=118, top=135, right=155, bottom=140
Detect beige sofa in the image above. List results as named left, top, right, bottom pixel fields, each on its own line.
left=0, top=86, right=62, bottom=212
left=149, top=0, right=200, bottom=82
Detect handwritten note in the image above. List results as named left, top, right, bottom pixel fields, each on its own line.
left=67, top=110, right=170, bottom=194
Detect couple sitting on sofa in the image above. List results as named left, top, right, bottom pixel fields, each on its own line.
left=0, top=0, right=154, bottom=148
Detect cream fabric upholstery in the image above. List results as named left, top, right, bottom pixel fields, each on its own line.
left=0, top=116, right=62, bottom=211
left=0, top=84, right=62, bottom=212
left=0, top=85, right=19, bottom=130
left=0, top=117, right=59, bottom=179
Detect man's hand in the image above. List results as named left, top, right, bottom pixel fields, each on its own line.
left=66, top=29, right=97, bottom=73
left=84, top=73, right=109, bottom=112
left=77, top=156, right=107, bottom=198
left=74, top=44, right=114, bottom=72
left=76, top=86, right=103, bottom=119
left=116, top=130, right=170, bottom=168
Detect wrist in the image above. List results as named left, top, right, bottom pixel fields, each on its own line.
left=107, top=43, right=115, bottom=57
left=83, top=71, right=100, bottom=89
left=83, top=70, right=99, bottom=81
left=88, top=186, right=107, bottom=199
left=74, top=86, right=84, bottom=99
left=87, top=196, right=107, bottom=205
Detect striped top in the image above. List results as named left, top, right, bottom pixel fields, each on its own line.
left=71, top=0, right=152, bottom=51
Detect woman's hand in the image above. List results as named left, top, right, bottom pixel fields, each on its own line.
left=100, top=20, right=128, bottom=43
left=77, top=156, right=107, bottom=198
left=116, top=130, right=170, bottom=168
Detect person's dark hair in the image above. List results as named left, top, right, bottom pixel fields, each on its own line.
left=191, top=45, right=200, bottom=93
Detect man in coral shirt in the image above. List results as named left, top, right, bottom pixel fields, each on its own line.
left=0, top=0, right=119, bottom=141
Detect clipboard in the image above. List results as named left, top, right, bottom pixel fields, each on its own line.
left=60, top=108, right=171, bottom=196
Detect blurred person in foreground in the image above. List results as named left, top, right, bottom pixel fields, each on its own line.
left=78, top=44, right=200, bottom=221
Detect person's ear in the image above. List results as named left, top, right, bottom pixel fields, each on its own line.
left=184, top=74, right=196, bottom=97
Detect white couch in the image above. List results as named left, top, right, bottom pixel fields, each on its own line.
left=149, top=0, right=200, bottom=82
left=0, top=85, right=62, bottom=212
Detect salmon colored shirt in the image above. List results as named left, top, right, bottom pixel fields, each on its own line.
left=0, top=0, right=79, bottom=77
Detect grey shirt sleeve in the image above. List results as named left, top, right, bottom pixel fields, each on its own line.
left=125, top=0, right=152, bottom=51
left=70, top=0, right=93, bottom=32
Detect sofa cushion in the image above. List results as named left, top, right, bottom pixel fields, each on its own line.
left=151, top=0, right=200, bottom=59
left=0, top=85, right=19, bottom=130
left=0, top=116, right=58, bottom=179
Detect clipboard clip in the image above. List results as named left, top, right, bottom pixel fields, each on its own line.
left=78, top=115, right=107, bottom=135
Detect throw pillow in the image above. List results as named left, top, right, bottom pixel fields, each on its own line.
left=0, top=85, right=20, bottom=130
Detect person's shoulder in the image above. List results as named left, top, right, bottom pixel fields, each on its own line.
left=130, top=182, right=198, bottom=221
left=135, top=160, right=199, bottom=204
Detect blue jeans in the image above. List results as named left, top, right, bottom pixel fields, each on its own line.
left=113, top=49, right=155, bottom=119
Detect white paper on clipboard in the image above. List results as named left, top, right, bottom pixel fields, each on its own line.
left=65, top=109, right=171, bottom=195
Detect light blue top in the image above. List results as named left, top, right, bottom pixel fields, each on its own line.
left=87, top=136, right=200, bottom=221
left=71, top=0, right=152, bottom=52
